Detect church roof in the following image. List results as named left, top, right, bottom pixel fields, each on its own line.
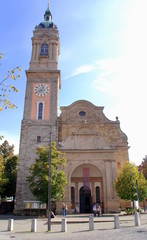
left=36, top=3, right=57, bottom=29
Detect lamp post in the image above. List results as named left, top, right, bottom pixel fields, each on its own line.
left=136, top=179, right=139, bottom=209
left=48, top=131, right=52, bottom=231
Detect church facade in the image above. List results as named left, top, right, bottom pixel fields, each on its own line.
left=15, top=5, right=129, bottom=214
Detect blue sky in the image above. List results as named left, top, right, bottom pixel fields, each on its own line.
left=0, top=0, right=147, bottom=165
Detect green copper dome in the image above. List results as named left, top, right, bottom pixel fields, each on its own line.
left=36, top=4, right=56, bottom=29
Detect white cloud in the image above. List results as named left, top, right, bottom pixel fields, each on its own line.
left=63, top=64, right=97, bottom=80
left=63, top=57, right=123, bottom=81
left=92, top=56, right=147, bottom=99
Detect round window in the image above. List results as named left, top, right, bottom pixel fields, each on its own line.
left=79, top=111, right=86, bottom=117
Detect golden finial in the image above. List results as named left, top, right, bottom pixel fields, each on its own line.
left=48, top=0, right=50, bottom=8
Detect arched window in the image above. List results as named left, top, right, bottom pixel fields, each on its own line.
left=40, top=43, right=48, bottom=56
left=71, top=187, right=75, bottom=204
left=96, top=186, right=101, bottom=203
left=38, top=102, right=44, bottom=120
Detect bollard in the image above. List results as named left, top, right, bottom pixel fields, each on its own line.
left=89, top=216, right=94, bottom=231
left=61, top=218, right=67, bottom=232
left=8, top=219, right=14, bottom=232
left=31, top=219, right=37, bottom=232
left=114, top=215, right=120, bottom=229
left=135, top=212, right=141, bottom=226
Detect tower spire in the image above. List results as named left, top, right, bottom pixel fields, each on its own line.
left=36, top=0, right=56, bottom=29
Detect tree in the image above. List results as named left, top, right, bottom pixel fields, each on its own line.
left=0, top=140, right=18, bottom=199
left=139, top=156, right=147, bottom=180
left=0, top=140, right=14, bottom=163
left=27, top=142, right=69, bottom=207
left=0, top=53, right=21, bottom=111
left=114, top=161, right=147, bottom=203
left=2, top=155, right=18, bottom=199
left=0, top=154, right=8, bottom=194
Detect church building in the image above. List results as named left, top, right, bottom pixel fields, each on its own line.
left=15, top=4, right=129, bottom=214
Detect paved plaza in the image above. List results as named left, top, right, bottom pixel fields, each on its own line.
left=0, top=214, right=147, bottom=240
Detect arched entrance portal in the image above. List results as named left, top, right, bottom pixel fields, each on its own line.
left=71, top=164, right=103, bottom=213
left=80, top=186, right=92, bottom=213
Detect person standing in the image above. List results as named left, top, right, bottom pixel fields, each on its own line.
left=65, top=204, right=68, bottom=216
left=99, top=205, right=102, bottom=216
left=62, top=203, right=68, bottom=216
left=62, top=203, right=66, bottom=216
left=96, top=203, right=100, bottom=217
left=93, top=203, right=97, bottom=217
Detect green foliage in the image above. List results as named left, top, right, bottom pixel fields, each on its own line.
left=0, top=140, right=14, bottom=163
left=139, top=157, right=147, bottom=180
left=138, top=171, right=147, bottom=201
left=0, top=154, right=8, bottom=193
left=0, top=53, right=21, bottom=111
left=136, top=208, right=142, bottom=213
left=0, top=140, right=18, bottom=198
left=125, top=208, right=135, bottom=214
left=2, top=155, right=18, bottom=198
left=27, top=142, right=69, bottom=205
left=125, top=208, right=142, bottom=214
left=114, top=161, right=147, bottom=202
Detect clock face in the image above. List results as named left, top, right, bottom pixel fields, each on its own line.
left=34, top=84, right=49, bottom=97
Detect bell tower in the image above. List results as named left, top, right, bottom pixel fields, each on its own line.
left=15, top=4, right=60, bottom=213
left=25, top=3, right=60, bottom=124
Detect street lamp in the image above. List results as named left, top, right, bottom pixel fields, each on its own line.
left=136, top=179, right=139, bottom=203
left=48, top=131, right=52, bottom=231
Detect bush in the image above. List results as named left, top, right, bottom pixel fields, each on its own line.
left=125, top=208, right=135, bottom=214
left=137, top=208, right=142, bottom=214
left=125, top=208, right=142, bottom=214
